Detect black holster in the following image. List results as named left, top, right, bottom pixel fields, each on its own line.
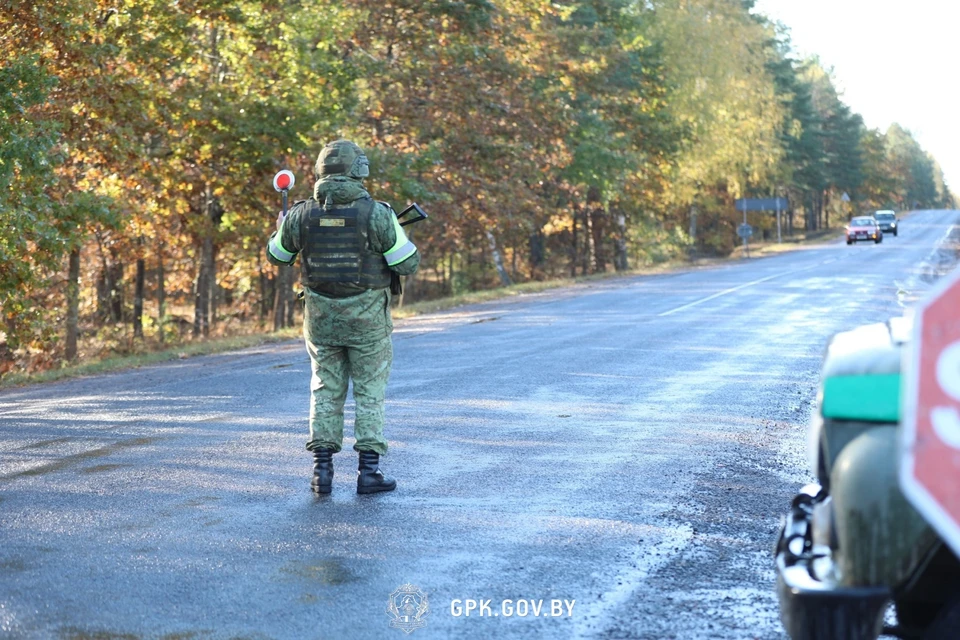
left=390, top=272, right=402, bottom=296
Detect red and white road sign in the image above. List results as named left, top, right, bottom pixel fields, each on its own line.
left=273, top=170, right=295, bottom=192
left=902, top=266, right=960, bottom=556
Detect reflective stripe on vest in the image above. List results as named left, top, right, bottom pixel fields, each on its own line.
left=383, top=212, right=417, bottom=266
left=268, top=235, right=295, bottom=264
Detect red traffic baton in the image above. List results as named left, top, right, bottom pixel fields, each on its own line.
left=273, top=170, right=296, bottom=219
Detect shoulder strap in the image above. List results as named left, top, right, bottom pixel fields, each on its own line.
left=300, top=198, right=319, bottom=251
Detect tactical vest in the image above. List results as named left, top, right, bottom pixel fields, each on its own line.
left=299, top=197, right=392, bottom=296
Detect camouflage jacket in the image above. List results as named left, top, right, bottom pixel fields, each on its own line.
left=266, top=176, right=420, bottom=342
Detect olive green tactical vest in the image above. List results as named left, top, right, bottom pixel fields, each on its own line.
left=299, top=197, right=392, bottom=297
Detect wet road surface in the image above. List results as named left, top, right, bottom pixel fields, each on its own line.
left=2, top=210, right=958, bottom=639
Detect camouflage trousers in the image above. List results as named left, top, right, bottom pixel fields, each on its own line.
left=304, top=335, right=393, bottom=455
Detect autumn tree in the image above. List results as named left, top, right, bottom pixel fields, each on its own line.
left=650, top=0, right=785, bottom=253
left=1, top=0, right=955, bottom=377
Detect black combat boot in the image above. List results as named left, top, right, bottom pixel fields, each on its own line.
left=311, top=449, right=334, bottom=494
left=357, top=451, right=396, bottom=494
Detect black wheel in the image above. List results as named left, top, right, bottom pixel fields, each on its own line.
left=922, top=592, right=960, bottom=639
left=875, top=237, right=882, bottom=244
left=816, top=437, right=830, bottom=490
left=895, top=600, right=941, bottom=637
left=847, top=240, right=854, bottom=245
left=894, top=229, right=898, bottom=237
left=897, top=545, right=960, bottom=639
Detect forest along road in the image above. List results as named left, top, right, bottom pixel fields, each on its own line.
left=1, top=210, right=958, bottom=640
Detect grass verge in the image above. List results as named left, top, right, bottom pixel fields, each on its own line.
left=0, top=329, right=302, bottom=388
left=729, top=227, right=846, bottom=258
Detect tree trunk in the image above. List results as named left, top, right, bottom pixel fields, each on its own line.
left=286, top=277, right=298, bottom=328
left=193, top=186, right=222, bottom=337
left=586, top=186, right=606, bottom=273
left=157, top=241, right=166, bottom=343
left=192, top=24, right=224, bottom=338
left=585, top=208, right=596, bottom=273
left=817, top=191, right=825, bottom=230
left=529, top=228, right=545, bottom=278
left=400, top=229, right=417, bottom=303
left=447, top=252, right=455, bottom=295
left=193, top=235, right=213, bottom=337
left=824, top=190, right=830, bottom=228
left=96, top=238, right=124, bottom=324
left=133, top=238, right=145, bottom=340
left=402, top=271, right=417, bottom=305
left=108, top=256, right=123, bottom=322
left=95, top=234, right=108, bottom=322
left=210, top=245, right=219, bottom=330
left=591, top=209, right=607, bottom=273
left=581, top=205, right=593, bottom=275
left=478, top=232, right=487, bottom=287
left=570, top=206, right=579, bottom=278
left=614, top=208, right=629, bottom=272
left=272, top=268, right=284, bottom=331
left=258, top=265, right=271, bottom=324
left=273, top=265, right=294, bottom=331
left=485, top=230, right=512, bottom=287
left=65, top=248, right=81, bottom=360
left=438, top=252, right=447, bottom=294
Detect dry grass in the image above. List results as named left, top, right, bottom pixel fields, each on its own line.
left=729, top=227, right=845, bottom=258
left=0, top=329, right=302, bottom=388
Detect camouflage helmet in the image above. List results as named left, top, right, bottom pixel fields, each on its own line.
left=315, top=140, right=370, bottom=179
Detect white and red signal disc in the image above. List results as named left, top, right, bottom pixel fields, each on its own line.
left=273, top=170, right=295, bottom=192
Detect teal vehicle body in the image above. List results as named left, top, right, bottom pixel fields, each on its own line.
left=776, top=318, right=960, bottom=640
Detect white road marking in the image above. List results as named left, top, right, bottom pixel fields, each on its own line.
left=573, top=522, right=693, bottom=638
left=657, top=259, right=839, bottom=317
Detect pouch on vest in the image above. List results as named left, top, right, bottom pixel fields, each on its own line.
left=299, top=198, right=392, bottom=292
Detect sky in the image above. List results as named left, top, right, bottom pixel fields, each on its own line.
left=751, top=0, right=959, bottom=191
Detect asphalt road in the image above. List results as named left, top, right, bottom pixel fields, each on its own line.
left=2, top=210, right=958, bottom=640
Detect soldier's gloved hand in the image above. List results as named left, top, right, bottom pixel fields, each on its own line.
left=276, top=210, right=285, bottom=231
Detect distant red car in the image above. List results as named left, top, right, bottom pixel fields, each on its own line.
left=846, top=216, right=883, bottom=245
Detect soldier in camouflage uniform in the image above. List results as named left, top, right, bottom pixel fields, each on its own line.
left=265, top=140, right=420, bottom=494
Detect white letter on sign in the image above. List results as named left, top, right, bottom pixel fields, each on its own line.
left=932, top=341, right=960, bottom=449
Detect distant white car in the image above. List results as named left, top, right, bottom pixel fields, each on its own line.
left=873, top=210, right=898, bottom=236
